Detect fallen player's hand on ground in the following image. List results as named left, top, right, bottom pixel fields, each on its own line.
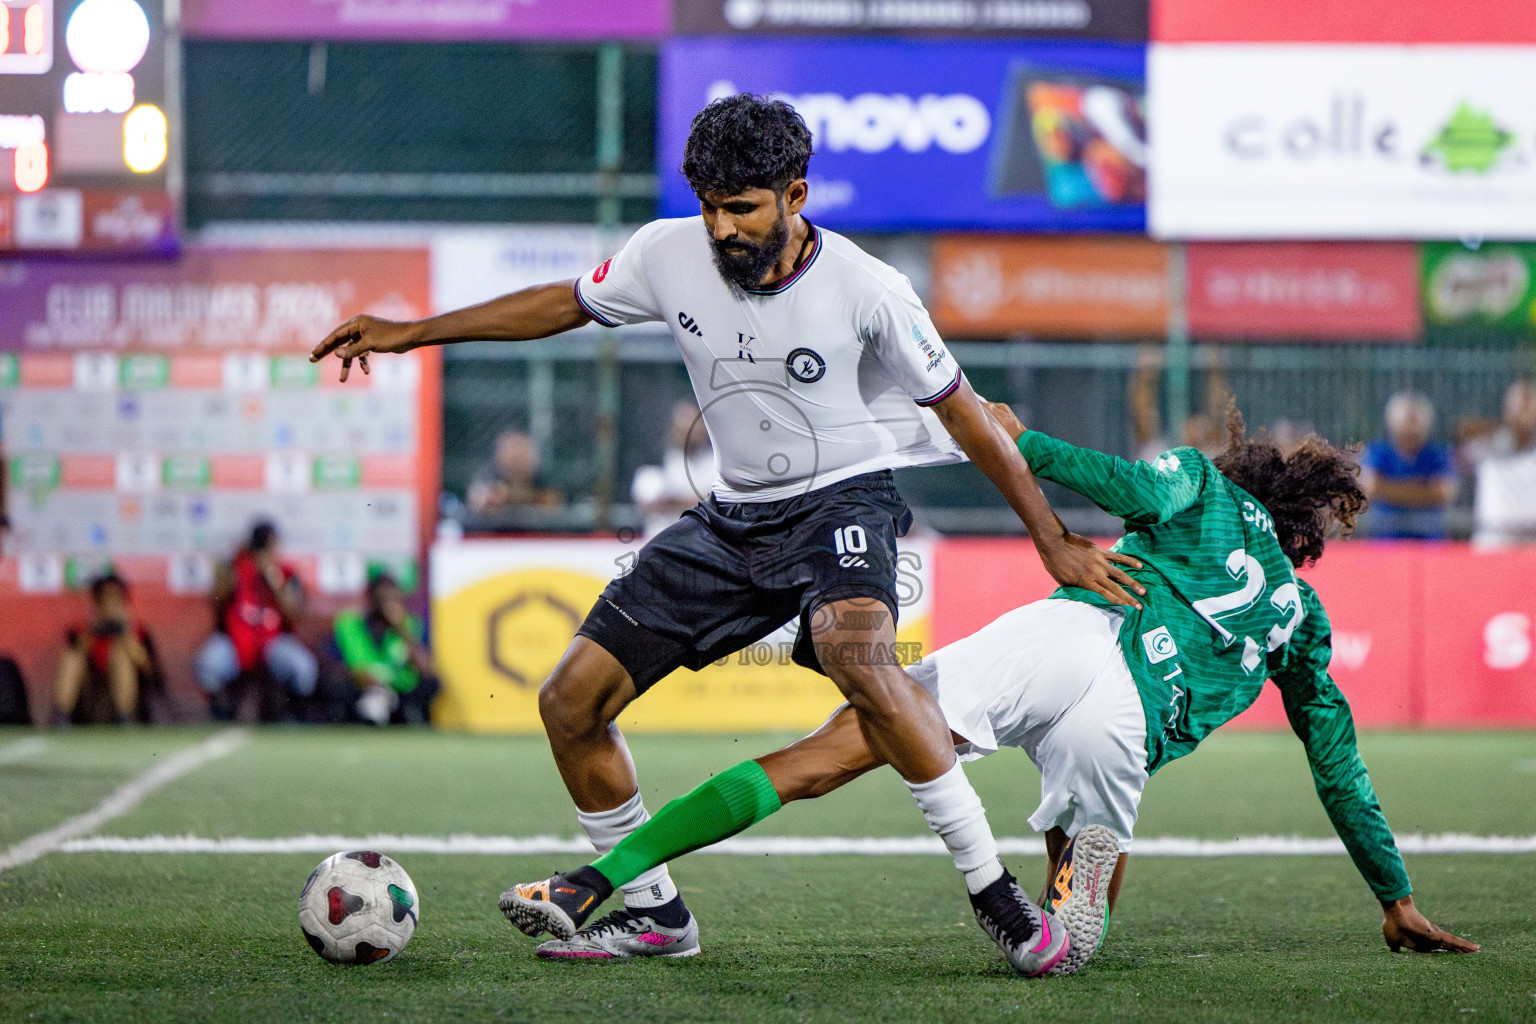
left=1381, top=897, right=1479, bottom=953
left=1037, top=532, right=1145, bottom=610
left=311, top=315, right=418, bottom=382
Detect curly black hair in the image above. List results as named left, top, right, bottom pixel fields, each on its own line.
left=1212, top=402, right=1368, bottom=568
left=681, top=94, right=814, bottom=198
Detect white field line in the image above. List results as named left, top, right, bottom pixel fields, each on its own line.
left=0, top=736, right=47, bottom=764
left=0, top=729, right=248, bottom=874
left=58, top=831, right=1536, bottom=857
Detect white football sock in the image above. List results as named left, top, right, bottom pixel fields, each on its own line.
left=906, top=760, right=1005, bottom=895
left=576, top=791, right=679, bottom=909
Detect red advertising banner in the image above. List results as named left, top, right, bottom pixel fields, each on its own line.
left=1185, top=242, right=1421, bottom=342
left=1420, top=546, right=1536, bottom=726
left=1154, top=0, right=1536, bottom=43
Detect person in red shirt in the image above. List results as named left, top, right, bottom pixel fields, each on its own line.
left=51, top=573, right=162, bottom=726
left=194, top=521, right=318, bottom=717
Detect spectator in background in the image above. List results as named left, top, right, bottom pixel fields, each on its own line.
left=1360, top=392, right=1456, bottom=539
left=331, top=573, right=439, bottom=726
left=467, top=430, right=563, bottom=516
left=1460, top=378, right=1536, bottom=465
left=51, top=573, right=162, bottom=726
left=1129, top=348, right=1228, bottom=463
left=1466, top=379, right=1536, bottom=546
left=631, top=401, right=714, bottom=537
left=194, top=521, right=318, bottom=717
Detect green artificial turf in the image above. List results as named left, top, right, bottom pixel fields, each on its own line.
left=2, top=727, right=1534, bottom=1024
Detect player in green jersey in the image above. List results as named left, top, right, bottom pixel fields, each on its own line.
left=505, top=403, right=1478, bottom=969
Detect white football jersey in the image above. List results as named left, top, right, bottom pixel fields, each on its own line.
left=575, top=217, right=966, bottom=502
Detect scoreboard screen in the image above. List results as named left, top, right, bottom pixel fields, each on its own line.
left=0, top=0, right=177, bottom=254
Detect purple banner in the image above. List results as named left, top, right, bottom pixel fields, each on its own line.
left=183, top=0, right=668, bottom=41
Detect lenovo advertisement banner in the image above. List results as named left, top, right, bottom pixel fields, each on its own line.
left=1148, top=46, right=1536, bottom=240
left=182, top=0, right=668, bottom=41
left=1185, top=242, right=1421, bottom=341
left=674, top=0, right=1147, bottom=40
left=659, top=38, right=1146, bottom=231
left=930, top=236, right=1166, bottom=338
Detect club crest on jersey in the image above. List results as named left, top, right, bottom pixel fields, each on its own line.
left=1142, top=626, right=1178, bottom=664
left=1155, top=452, right=1181, bottom=474
left=592, top=258, right=612, bottom=283
left=786, top=347, right=826, bottom=383
left=737, top=332, right=757, bottom=363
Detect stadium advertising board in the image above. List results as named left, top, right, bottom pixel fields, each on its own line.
left=1185, top=242, right=1421, bottom=342
left=0, top=247, right=440, bottom=597
left=0, top=0, right=178, bottom=254
left=673, top=0, right=1147, bottom=40
left=1153, top=0, right=1536, bottom=44
left=1421, top=241, right=1536, bottom=342
left=1148, top=46, right=1536, bottom=240
left=430, top=537, right=934, bottom=733
left=929, top=235, right=1166, bottom=338
left=659, top=38, right=1146, bottom=231
left=181, top=0, right=667, bottom=41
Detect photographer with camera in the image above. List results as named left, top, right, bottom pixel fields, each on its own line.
left=51, top=573, right=162, bottom=726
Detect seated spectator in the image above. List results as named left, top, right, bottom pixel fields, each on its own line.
left=1360, top=392, right=1456, bottom=539
left=331, top=573, right=439, bottom=726
left=1461, top=378, right=1536, bottom=465
left=631, top=401, right=714, bottom=537
left=195, top=521, right=318, bottom=717
left=51, top=573, right=163, bottom=726
left=467, top=430, right=563, bottom=516
left=1129, top=348, right=1229, bottom=462
left=1468, top=379, right=1536, bottom=546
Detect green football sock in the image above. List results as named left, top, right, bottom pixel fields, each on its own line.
left=591, top=759, right=782, bottom=890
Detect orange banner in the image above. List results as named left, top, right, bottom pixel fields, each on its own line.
left=930, top=236, right=1168, bottom=339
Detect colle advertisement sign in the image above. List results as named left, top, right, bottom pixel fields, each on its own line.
left=660, top=38, right=1146, bottom=232
left=1148, top=45, right=1536, bottom=240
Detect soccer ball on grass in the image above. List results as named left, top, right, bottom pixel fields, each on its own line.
left=298, top=851, right=418, bottom=964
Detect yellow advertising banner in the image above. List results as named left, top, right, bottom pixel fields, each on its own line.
left=430, top=537, right=933, bottom=734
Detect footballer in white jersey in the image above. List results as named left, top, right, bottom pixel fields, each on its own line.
left=314, top=94, right=1143, bottom=971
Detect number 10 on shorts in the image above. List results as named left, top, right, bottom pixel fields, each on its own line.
left=833, top=525, right=870, bottom=569
left=833, top=525, right=867, bottom=555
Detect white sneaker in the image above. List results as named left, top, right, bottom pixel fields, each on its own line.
left=535, top=907, right=700, bottom=960
left=1046, top=824, right=1119, bottom=975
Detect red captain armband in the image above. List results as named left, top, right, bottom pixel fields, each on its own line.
left=592, top=258, right=612, bottom=283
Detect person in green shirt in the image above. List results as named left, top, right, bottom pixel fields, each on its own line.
left=503, top=403, right=1477, bottom=969
left=333, top=574, right=439, bottom=726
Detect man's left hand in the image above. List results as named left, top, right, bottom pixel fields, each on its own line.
left=1037, top=532, right=1145, bottom=610
left=1382, top=897, right=1479, bottom=953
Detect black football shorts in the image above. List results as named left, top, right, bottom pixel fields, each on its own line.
left=577, top=470, right=912, bottom=694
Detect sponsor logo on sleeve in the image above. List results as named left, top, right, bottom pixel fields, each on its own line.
left=592, top=258, right=612, bottom=283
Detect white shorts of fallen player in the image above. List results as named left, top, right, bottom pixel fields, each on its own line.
left=909, top=599, right=1148, bottom=855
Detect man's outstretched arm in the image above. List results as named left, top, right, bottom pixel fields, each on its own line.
left=1273, top=621, right=1478, bottom=954
left=311, top=281, right=591, bottom=381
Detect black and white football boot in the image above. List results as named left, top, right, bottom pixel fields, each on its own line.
left=969, top=866, right=1070, bottom=977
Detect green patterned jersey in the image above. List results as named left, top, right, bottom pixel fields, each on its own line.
left=1017, top=430, right=1411, bottom=901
